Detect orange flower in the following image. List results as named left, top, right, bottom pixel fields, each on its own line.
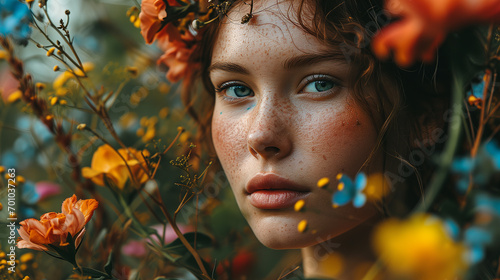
left=139, top=0, right=181, bottom=44
left=372, top=0, right=500, bottom=67
left=82, top=144, right=150, bottom=189
left=17, top=195, right=98, bottom=251
left=157, top=40, right=197, bottom=82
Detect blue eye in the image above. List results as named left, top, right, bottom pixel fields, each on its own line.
left=303, top=80, right=336, bottom=93
left=224, top=85, right=253, bottom=98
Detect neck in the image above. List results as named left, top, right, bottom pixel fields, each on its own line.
left=301, top=215, right=382, bottom=280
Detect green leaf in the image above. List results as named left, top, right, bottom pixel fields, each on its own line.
left=163, top=232, right=213, bottom=255
left=104, top=250, right=113, bottom=276
left=79, top=267, right=111, bottom=279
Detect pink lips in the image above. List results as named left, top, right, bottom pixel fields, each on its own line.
left=246, top=173, right=310, bottom=209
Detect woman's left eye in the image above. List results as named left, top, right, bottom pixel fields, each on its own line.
left=303, top=80, right=336, bottom=93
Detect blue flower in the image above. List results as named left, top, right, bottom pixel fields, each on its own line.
left=474, top=193, right=500, bottom=216
left=0, top=0, right=32, bottom=42
left=463, top=226, right=493, bottom=264
left=484, top=141, right=500, bottom=170
left=451, top=140, right=500, bottom=193
left=332, top=172, right=367, bottom=208
left=467, top=72, right=487, bottom=99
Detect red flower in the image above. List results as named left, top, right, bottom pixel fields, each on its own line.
left=372, top=0, right=500, bottom=67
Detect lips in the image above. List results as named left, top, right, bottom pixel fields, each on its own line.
left=246, top=173, right=310, bottom=209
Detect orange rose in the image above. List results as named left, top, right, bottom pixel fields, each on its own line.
left=17, top=195, right=98, bottom=251
left=82, top=144, right=150, bottom=189
left=372, top=0, right=500, bottom=67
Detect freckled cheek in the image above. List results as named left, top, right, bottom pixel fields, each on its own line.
left=212, top=115, right=249, bottom=179
left=305, top=106, right=377, bottom=167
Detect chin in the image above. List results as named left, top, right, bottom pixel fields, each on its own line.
left=245, top=205, right=377, bottom=250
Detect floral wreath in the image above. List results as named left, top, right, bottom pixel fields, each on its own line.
left=139, top=0, right=500, bottom=82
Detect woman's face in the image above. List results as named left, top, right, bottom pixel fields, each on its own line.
left=210, top=0, right=383, bottom=249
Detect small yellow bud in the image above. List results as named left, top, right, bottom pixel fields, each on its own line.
left=17, top=175, right=25, bottom=183
left=26, top=0, right=34, bottom=3
left=77, top=124, right=86, bottom=130
left=59, top=100, right=67, bottom=105
left=294, top=199, right=305, bottom=212
left=45, top=115, right=54, bottom=121
left=126, top=66, right=138, bottom=77
left=36, top=83, right=46, bottom=90
left=50, top=96, right=58, bottom=106
left=332, top=203, right=339, bottom=208
left=133, top=19, right=141, bottom=28
left=336, top=173, right=343, bottom=180
left=0, top=50, right=8, bottom=60
left=159, top=107, right=169, bottom=119
left=0, top=202, right=3, bottom=211
left=57, top=49, right=62, bottom=56
left=7, top=90, right=23, bottom=103
left=297, top=220, right=308, bottom=233
left=20, top=253, right=34, bottom=263
left=338, top=182, right=344, bottom=191
left=23, top=276, right=31, bottom=280
left=129, top=15, right=137, bottom=23
left=136, top=127, right=145, bottom=137
left=53, top=65, right=60, bottom=71
left=0, top=166, right=5, bottom=173
left=46, top=47, right=55, bottom=56
left=177, top=126, right=184, bottom=132
left=317, top=177, right=330, bottom=188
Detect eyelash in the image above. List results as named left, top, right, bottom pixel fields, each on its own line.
left=300, top=74, right=341, bottom=95
left=214, top=81, right=253, bottom=102
left=213, top=74, right=342, bottom=101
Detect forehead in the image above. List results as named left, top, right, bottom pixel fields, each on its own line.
left=212, top=0, right=334, bottom=62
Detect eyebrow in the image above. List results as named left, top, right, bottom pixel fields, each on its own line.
left=208, top=62, right=250, bottom=75
left=282, top=51, right=347, bottom=69
left=209, top=51, right=347, bottom=74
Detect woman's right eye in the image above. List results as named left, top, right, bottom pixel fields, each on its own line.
left=215, top=83, right=254, bottom=99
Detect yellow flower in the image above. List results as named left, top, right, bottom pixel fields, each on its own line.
left=52, top=62, right=95, bottom=89
left=82, top=144, right=150, bottom=189
left=7, top=90, right=22, bottom=103
left=373, top=214, right=467, bottom=280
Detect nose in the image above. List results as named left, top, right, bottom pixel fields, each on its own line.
left=247, top=100, right=293, bottom=160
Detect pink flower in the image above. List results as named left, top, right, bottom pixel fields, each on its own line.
left=122, top=224, right=193, bottom=257
left=35, top=181, right=62, bottom=201
left=372, top=0, right=500, bottom=67
left=0, top=69, right=20, bottom=102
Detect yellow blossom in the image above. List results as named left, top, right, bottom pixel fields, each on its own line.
left=7, top=90, right=23, bottom=103
left=297, top=219, right=308, bottom=233
left=50, top=96, right=58, bottom=106
left=317, top=177, right=330, bottom=188
left=363, top=173, right=390, bottom=201
left=82, top=144, right=150, bottom=189
left=20, top=253, right=34, bottom=263
left=159, top=107, right=169, bottom=119
left=294, top=199, right=305, bottom=212
left=0, top=202, right=3, bottom=211
left=373, top=214, right=467, bottom=280
left=53, top=65, right=60, bottom=71
left=0, top=166, right=5, bottom=173
left=17, top=175, right=25, bottom=183
left=35, top=83, right=46, bottom=90
left=46, top=47, right=55, bottom=56
left=0, top=50, right=8, bottom=60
